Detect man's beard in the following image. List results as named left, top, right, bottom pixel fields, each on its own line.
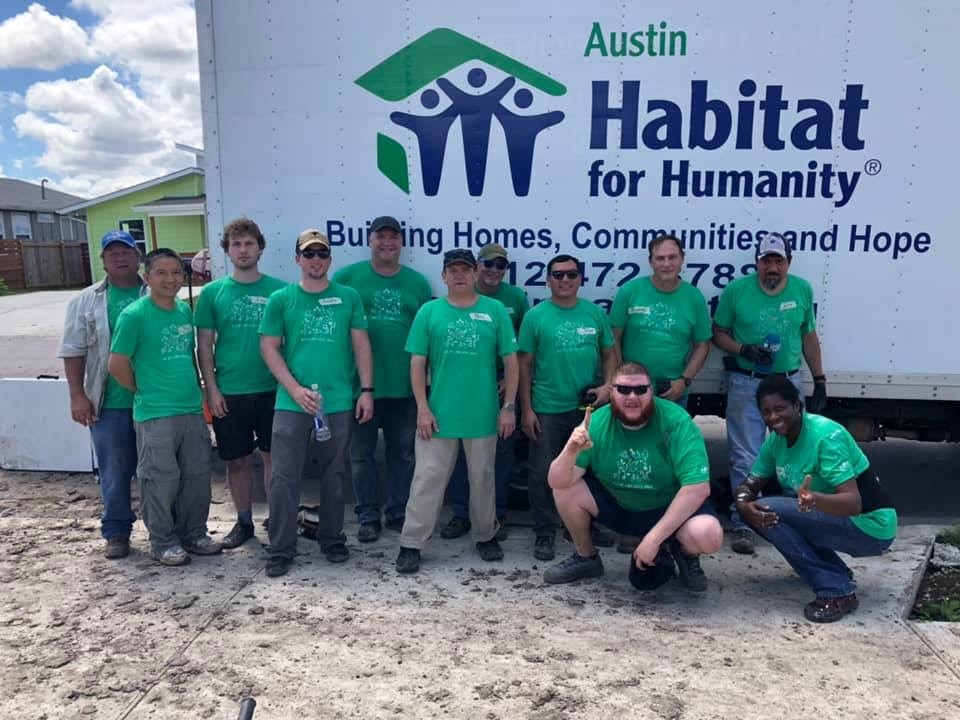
left=610, top=397, right=654, bottom=429
left=761, top=272, right=782, bottom=290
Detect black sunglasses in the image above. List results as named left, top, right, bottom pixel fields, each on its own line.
left=481, top=258, right=508, bottom=270
left=613, top=383, right=650, bottom=396
left=300, top=248, right=330, bottom=260
left=549, top=269, right=580, bottom=280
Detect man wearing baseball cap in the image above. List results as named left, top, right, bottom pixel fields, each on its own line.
left=333, top=215, right=432, bottom=543
left=712, top=232, right=827, bottom=555
left=58, top=230, right=145, bottom=559
left=258, top=229, right=374, bottom=577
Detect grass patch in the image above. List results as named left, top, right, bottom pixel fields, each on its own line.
left=0, top=278, right=8, bottom=296
left=936, top=525, right=960, bottom=547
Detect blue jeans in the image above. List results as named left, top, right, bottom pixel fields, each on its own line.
left=751, top=495, right=893, bottom=597
left=350, top=396, right=416, bottom=525
left=90, top=408, right=138, bottom=540
left=449, top=428, right=515, bottom=520
left=726, top=371, right=804, bottom=529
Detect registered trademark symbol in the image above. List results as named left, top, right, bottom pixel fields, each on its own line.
left=864, top=159, right=882, bottom=175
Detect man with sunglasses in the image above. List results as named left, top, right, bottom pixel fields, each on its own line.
left=258, top=230, right=374, bottom=577
left=440, top=242, right=529, bottom=542
left=544, top=362, right=722, bottom=592
left=396, top=248, right=519, bottom=574
left=333, top=216, right=432, bottom=543
left=518, top=254, right=616, bottom=561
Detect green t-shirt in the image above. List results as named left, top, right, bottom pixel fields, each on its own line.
left=714, top=274, right=816, bottom=372
left=610, top=277, right=711, bottom=385
left=751, top=413, right=898, bottom=540
left=258, top=283, right=367, bottom=414
left=518, top=299, right=614, bottom=414
left=575, top=399, right=710, bottom=511
left=194, top=274, right=287, bottom=395
left=481, top=282, right=529, bottom=334
left=333, top=261, right=432, bottom=399
left=101, top=284, right=143, bottom=410
left=405, top=295, right=518, bottom=438
left=110, top=297, right=202, bottom=423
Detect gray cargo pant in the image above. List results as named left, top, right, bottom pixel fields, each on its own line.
left=135, top=413, right=213, bottom=553
left=268, top=410, right=351, bottom=561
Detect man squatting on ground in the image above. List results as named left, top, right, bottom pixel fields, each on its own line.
left=108, top=248, right=222, bottom=566
left=735, top=376, right=898, bottom=622
left=544, top=362, right=723, bottom=592
left=59, top=230, right=146, bottom=559
left=396, top=248, right=519, bottom=574
left=333, top=216, right=432, bottom=543
left=196, top=218, right=287, bottom=548
left=258, top=230, right=373, bottom=578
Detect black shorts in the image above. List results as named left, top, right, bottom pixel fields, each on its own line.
left=211, top=391, right=276, bottom=461
left=584, top=472, right=718, bottom=537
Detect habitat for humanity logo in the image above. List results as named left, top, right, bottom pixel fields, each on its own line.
left=355, top=28, right=566, bottom=197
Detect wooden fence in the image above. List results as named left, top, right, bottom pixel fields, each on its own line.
left=0, top=240, right=91, bottom=290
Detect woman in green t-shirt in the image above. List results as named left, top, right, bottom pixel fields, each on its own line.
left=734, top=376, right=897, bottom=623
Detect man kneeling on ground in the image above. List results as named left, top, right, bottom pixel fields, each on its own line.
left=544, top=362, right=722, bottom=591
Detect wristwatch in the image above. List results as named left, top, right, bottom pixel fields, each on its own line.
left=501, top=402, right=516, bottom=412
left=360, top=387, right=375, bottom=393
left=681, top=375, right=693, bottom=387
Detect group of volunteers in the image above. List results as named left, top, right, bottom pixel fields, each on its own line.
left=59, top=216, right=897, bottom=624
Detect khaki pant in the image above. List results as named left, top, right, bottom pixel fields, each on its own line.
left=400, top=435, right=497, bottom=549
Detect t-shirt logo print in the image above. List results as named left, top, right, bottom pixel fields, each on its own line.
left=160, top=324, right=194, bottom=358
left=371, top=288, right=403, bottom=320
left=614, top=448, right=653, bottom=490
left=445, top=318, right=480, bottom=353
left=230, top=297, right=265, bottom=327
left=302, top=305, right=337, bottom=339
left=554, top=320, right=586, bottom=351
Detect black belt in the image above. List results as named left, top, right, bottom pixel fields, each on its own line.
left=731, top=367, right=800, bottom=380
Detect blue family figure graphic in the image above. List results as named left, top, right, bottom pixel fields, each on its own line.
left=390, top=89, right=459, bottom=196
left=494, top=88, right=565, bottom=196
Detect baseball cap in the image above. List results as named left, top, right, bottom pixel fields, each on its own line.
left=296, top=229, right=330, bottom=252
left=101, top=230, right=138, bottom=251
left=477, top=243, right=508, bottom=261
left=370, top=215, right=402, bottom=234
left=442, top=248, right=477, bottom=268
left=756, top=232, right=791, bottom=259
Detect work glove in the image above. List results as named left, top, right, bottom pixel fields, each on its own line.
left=739, top=343, right=773, bottom=366
left=808, top=381, right=828, bottom=413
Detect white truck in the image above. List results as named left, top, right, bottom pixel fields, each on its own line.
left=195, top=0, right=960, bottom=441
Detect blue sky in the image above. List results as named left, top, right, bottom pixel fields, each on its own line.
left=0, top=1, right=201, bottom=199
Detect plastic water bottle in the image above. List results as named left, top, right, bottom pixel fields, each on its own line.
left=310, top=383, right=331, bottom=441
left=754, top=333, right=780, bottom=374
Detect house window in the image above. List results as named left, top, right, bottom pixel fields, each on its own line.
left=119, top=219, right=147, bottom=255
left=12, top=213, right=31, bottom=239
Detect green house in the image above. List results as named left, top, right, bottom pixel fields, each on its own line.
left=60, top=168, right=206, bottom=282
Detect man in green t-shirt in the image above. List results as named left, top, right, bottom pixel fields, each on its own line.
left=58, top=230, right=145, bottom=560
left=713, top=233, right=828, bottom=555
left=610, top=234, right=711, bottom=407
left=396, top=248, right=519, bottom=574
left=109, top=248, right=222, bottom=567
left=519, top=254, right=616, bottom=562
left=258, top=229, right=374, bottom=578
left=196, top=218, right=287, bottom=549
left=332, top=215, right=432, bottom=543
left=735, top=376, right=897, bottom=623
left=441, top=242, right=529, bottom=542
left=543, top=362, right=722, bottom=592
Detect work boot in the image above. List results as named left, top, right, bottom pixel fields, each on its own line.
left=182, top=535, right=223, bottom=555
left=543, top=551, right=604, bottom=584
left=221, top=522, right=255, bottom=549
left=395, top=547, right=421, bottom=574
left=357, top=522, right=381, bottom=543
left=265, top=556, right=291, bottom=578
left=803, top=593, right=859, bottom=623
left=384, top=516, right=405, bottom=532
left=476, top=539, right=504, bottom=562
left=534, top=534, right=556, bottom=561
left=104, top=537, right=130, bottom=560
left=731, top=528, right=755, bottom=555
left=152, top=545, right=190, bottom=567
left=440, top=516, right=471, bottom=539
left=668, top=539, right=707, bottom=592
left=616, top=535, right=640, bottom=555
left=323, top=542, right=349, bottom=563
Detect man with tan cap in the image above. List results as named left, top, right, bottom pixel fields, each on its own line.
left=258, top=229, right=374, bottom=577
left=440, top=242, right=529, bottom=541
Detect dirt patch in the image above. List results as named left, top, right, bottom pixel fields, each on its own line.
left=912, top=567, right=960, bottom=621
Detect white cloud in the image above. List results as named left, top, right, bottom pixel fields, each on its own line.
left=0, top=3, right=94, bottom=70
left=13, top=159, right=23, bottom=171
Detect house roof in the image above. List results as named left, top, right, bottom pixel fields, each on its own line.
left=131, top=194, right=206, bottom=216
left=0, top=178, right=85, bottom=213
left=58, top=167, right=204, bottom=214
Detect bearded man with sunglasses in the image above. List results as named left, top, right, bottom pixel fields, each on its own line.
left=258, top=230, right=374, bottom=577
left=543, top=362, right=723, bottom=592
left=518, top=254, right=616, bottom=562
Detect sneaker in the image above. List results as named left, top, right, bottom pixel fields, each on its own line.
left=731, top=528, right=755, bottom=555
left=104, top=537, right=130, bottom=560
left=476, top=539, right=504, bottom=562
left=262, top=517, right=270, bottom=531
left=384, top=516, right=405, bottom=532
left=495, top=516, right=509, bottom=541
left=395, top=546, right=421, bottom=574
left=534, top=534, right=556, bottom=561
left=563, top=524, right=616, bottom=548
left=357, top=522, right=381, bottom=543
left=668, top=539, right=707, bottom=592
left=265, top=556, right=292, bottom=577
left=803, top=593, right=859, bottom=623
left=221, top=522, right=255, bottom=550
left=151, top=545, right=191, bottom=566
left=323, top=543, right=350, bottom=563
left=543, top=551, right=604, bottom=584
left=440, top=516, right=471, bottom=539
left=183, top=536, right=223, bottom=555
left=616, top=535, right=639, bottom=555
